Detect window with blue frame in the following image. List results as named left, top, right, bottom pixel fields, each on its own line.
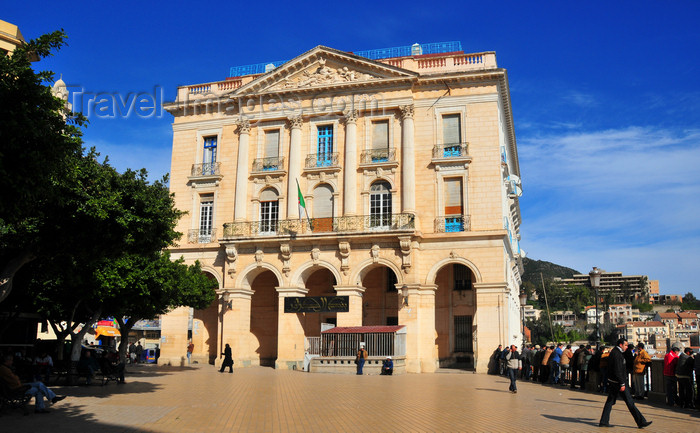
left=442, top=114, right=462, bottom=157
left=444, top=178, right=464, bottom=232
left=317, top=125, right=333, bottom=167
left=203, top=136, right=217, bottom=175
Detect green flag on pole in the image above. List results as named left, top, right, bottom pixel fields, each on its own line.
left=296, top=179, right=306, bottom=209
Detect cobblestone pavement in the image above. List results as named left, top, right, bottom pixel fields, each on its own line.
left=1, top=365, right=698, bottom=432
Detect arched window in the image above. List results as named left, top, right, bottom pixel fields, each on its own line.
left=259, top=188, right=279, bottom=234
left=312, top=184, right=334, bottom=232
left=370, top=181, right=392, bottom=228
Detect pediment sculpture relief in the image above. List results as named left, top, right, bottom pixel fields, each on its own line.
left=270, top=58, right=377, bottom=90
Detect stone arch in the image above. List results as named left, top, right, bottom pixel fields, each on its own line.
left=200, top=266, right=223, bottom=288
left=290, top=260, right=342, bottom=288
left=425, top=256, right=483, bottom=286
left=236, top=262, right=285, bottom=290
left=351, top=258, right=404, bottom=286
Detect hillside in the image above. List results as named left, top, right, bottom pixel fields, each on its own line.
left=521, top=257, right=580, bottom=287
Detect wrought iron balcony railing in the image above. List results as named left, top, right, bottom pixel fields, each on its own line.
left=432, top=143, right=469, bottom=159
left=360, top=148, right=396, bottom=164
left=434, top=215, right=471, bottom=233
left=305, top=152, right=339, bottom=169
left=191, top=162, right=221, bottom=177
left=223, top=213, right=415, bottom=238
left=252, top=156, right=285, bottom=172
left=188, top=228, right=217, bottom=243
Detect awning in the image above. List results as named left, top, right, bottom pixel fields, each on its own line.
left=94, top=326, right=120, bottom=337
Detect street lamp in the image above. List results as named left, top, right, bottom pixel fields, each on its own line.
left=589, top=267, right=602, bottom=347
left=519, top=290, right=528, bottom=346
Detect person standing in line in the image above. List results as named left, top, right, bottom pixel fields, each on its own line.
left=560, top=344, right=573, bottom=386
left=219, top=343, right=234, bottom=373
left=135, top=341, right=143, bottom=364
left=676, top=347, right=694, bottom=409
left=632, top=343, right=651, bottom=400
left=541, top=345, right=553, bottom=384
left=598, top=338, right=652, bottom=429
left=549, top=343, right=563, bottom=384
left=490, top=345, right=503, bottom=375
left=187, top=340, right=194, bottom=365
left=663, top=344, right=681, bottom=406
left=570, top=345, right=584, bottom=390
left=355, top=344, right=368, bottom=375
left=505, top=344, right=522, bottom=393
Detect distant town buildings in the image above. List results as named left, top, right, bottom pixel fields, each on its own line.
left=553, top=270, right=648, bottom=303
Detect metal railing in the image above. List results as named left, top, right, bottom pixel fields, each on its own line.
left=305, top=152, right=339, bottom=168
left=188, top=228, right=217, bottom=244
left=252, top=156, right=285, bottom=172
left=432, top=143, right=469, bottom=159
left=305, top=337, right=321, bottom=355
left=360, top=148, right=396, bottom=164
left=320, top=332, right=406, bottom=357
left=222, top=213, right=415, bottom=238
left=191, top=162, right=221, bottom=177
left=434, top=215, right=470, bottom=232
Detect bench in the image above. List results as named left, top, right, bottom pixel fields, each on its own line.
left=0, top=383, right=32, bottom=416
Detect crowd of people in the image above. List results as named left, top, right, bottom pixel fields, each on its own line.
left=492, top=340, right=700, bottom=410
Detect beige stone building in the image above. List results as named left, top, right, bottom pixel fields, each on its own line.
left=159, top=42, right=523, bottom=373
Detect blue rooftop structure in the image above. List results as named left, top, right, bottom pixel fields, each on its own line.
left=229, top=41, right=463, bottom=78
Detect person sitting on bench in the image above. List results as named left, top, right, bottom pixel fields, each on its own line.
left=381, top=356, right=394, bottom=375
left=0, top=354, right=65, bottom=413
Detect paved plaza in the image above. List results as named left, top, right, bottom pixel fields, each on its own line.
left=2, top=365, right=698, bottom=432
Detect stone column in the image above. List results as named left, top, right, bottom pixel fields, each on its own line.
left=286, top=116, right=303, bottom=220
left=158, top=306, right=190, bottom=366
left=397, top=283, right=422, bottom=373
left=342, top=110, right=358, bottom=215
left=473, top=282, right=508, bottom=373
left=218, top=288, right=254, bottom=368
left=399, top=104, right=416, bottom=215
left=275, top=286, right=308, bottom=370
left=234, top=119, right=251, bottom=221
left=417, top=285, right=438, bottom=373
left=334, top=285, right=365, bottom=326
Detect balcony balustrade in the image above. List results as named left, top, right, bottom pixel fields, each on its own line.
left=360, top=148, right=396, bottom=164
left=432, top=143, right=469, bottom=159
left=305, top=152, right=339, bottom=169
left=188, top=228, right=217, bottom=244
left=191, top=162, right=221, bottom=177
left=434, top=215, right=471, bottom=233
left=252, top=156, right=285, bottom=172
left=223, top=213, right=415, bottom=238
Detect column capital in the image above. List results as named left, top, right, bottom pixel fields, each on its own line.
left=334, top=285, right=366, bottom=297
left=473, top=282, right=508, bottom=294
left=287, top=115, right=303, bottom=130
left=275, top=286, right=309, bottom=297
left=399, top=104, right=415, bottom=120
left=342, top=109, right=358, bottom=124
left=217, top=287, right=254, bottom=300
left=236, top=118, right=251, bottom=134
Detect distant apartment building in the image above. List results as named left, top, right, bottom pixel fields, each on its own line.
left=553, top=270, right=648, bottom=303
left=650, top=293, right=683, bottom=304
left=619, top=321, right=669, bottom=347
left=585, top=306, right=605, bottom=325
left=522, top=304, right=541, bottom=322
left=608, top=304, right=639, bottom=324
left=551, top=311, right=576, bottom=327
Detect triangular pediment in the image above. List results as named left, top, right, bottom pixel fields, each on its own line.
left=232, top=46, right=417, bottom=95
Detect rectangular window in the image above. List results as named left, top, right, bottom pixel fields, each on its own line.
left=199, top=194, right=214, bottom=242
left=260, top=201, right=279, bottom=233
left=203, top=136, right=217, bottom=175
left=442, top=114, right=462, bottom=157
left=444, top=178, right=464, bottom=232
left=371, top=120, right=389, bottom=162
left=317, top=125, right=333, bottom=167
left=263, top=130, right=280, bottom=171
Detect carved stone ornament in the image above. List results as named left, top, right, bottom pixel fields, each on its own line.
left=338, top=241, right=351, bottom=275
left=280, top=243, right=292, bottom=277
left=287, top=115, right=303, bottom=130
left=449, top=251, right=458, bottom=259
left=311, top=247, right=321, bottom=264
left=255, top=249, right=264, bottom=266
left=271, top=58, right=376, bottom=90
left=236, top=118, right=251, bottom=134
left=399, top=104, right=414, bottom=121
left=398, top=236, right=412, bottom=273
left=226, top=245, right=238, bottom=277
left=343, top=109, right=359, bottom=124
left=371, top=244, right=380, bottom=263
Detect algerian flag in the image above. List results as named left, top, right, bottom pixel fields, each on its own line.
left=296, top=179, right=306, bottom=209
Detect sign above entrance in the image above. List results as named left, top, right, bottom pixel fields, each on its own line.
left=284, top=296, right=349, bottom=313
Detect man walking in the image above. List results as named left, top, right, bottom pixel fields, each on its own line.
left=599, top=338, right=652, bottom=429
left=187, top=340, right=194, bottom=365
left=505, top=344, right=521, bottom=393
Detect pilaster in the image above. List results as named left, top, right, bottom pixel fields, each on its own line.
left=473, top=282, right=508, bottom=373
left=334, top=285, right=365, bottom=327
left=234, top=119, right=251, bottom=221
left=400, top=104, right=416, bottom=215
left=218, top=288, right=254, bottom=368
left=158, top=306, right=190, bottom=366
left=342, top=110, right=358, bottom=215
left=287, top=116, right=303, bottom=220
left=275, top=286, right=308, bottom=369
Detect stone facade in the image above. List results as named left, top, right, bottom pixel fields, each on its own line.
left=159, top=45, right=523, bottom=373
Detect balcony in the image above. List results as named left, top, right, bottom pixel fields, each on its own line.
left=360, top=148, right=397, bottom=164
left=434, top=215, right=471, bottom=233
left=223, top=213, right=415, bottom=239
left=305, top=152, right=340, bottom=171
left=252, top=156, right=285, bottom=173
left=432, top=143, right=469, bottom=160
left=188, top=228, right=217, bottom=244
left=190, top=162, right=222, bottom=178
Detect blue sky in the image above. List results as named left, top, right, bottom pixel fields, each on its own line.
left=5, top=1, right=700, bottom=298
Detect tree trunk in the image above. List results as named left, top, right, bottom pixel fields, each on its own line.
left=116, top=317, right=138, bottom=365
left=0, top=251, right=36, bottom=303
left=71, top=307, right=101, bottom=362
